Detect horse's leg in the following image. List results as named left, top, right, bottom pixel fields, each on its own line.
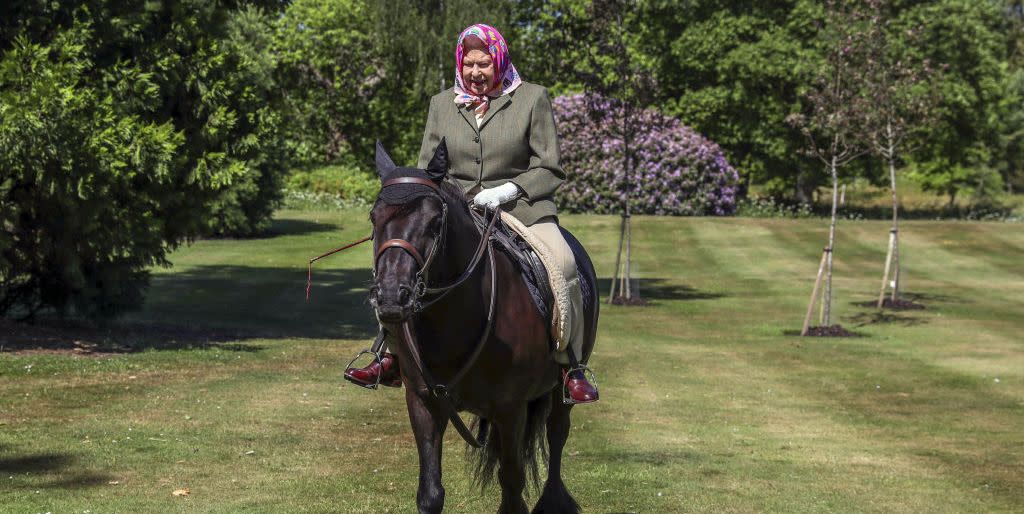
left=496, top=408, right=530, bottom=514
left=406, top=388, right=447, bottom=514
left=532, top=389, right=580, bottom=514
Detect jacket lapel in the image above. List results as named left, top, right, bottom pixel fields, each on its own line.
left=457, top=105, right=478, bottom=133
left=478, top=93, right=513, bottom=131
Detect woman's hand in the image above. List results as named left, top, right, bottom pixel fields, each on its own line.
left=472, top=182, right=521, bottom=209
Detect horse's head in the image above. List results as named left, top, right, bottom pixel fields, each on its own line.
left=369, top=139, right=451, bottom=323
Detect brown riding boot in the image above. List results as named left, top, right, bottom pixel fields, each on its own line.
left=344, top=352, right=402, bottom=388
left=563, top=368, right=599, bottom=404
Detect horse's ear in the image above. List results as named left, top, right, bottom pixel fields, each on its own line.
left=375, top=140, right=397, bottom=179
left=425, top=138, right=448, bottom=183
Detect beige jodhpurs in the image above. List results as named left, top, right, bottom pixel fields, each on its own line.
left=525, top=217, right=585, bottom=365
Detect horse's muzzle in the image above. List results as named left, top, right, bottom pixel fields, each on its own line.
left=371, top=284, right=415, bottom=323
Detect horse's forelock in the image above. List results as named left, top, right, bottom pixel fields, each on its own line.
left=375, top=170, right=468, bottom=214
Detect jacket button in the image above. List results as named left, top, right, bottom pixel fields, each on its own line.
left=473, top=136, right=480, bottom=143
left=474, top=158, right=481, bottom=164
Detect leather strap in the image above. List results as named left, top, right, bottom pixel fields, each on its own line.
left=398, top=207, right=501, bottom=449
left=382, top=176, right=440, bottom=192
left=418, top=207, right=500, bottom=310
left=307, top=234, right=372, bottom=300
left=376, top=239, right=426, bottom=268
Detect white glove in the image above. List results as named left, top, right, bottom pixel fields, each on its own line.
left=472, top=182, right=521, bottom=209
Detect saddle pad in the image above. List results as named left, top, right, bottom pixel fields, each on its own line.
left=498, top=211, right=571, bottom=351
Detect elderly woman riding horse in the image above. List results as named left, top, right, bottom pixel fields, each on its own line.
left=345, top=23, right=598, bottom=403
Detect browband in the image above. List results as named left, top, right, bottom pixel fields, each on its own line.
left=381, top=176, right=441, bottom=192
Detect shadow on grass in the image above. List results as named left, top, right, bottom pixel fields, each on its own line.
left=0, top=453, right=72, bottom=473
left=899, top=291, right=963, bottom=304
left=844, top=311, right=928, bottom=328
left=781, top=327, right=867, bottom=338
left=851, top=291, right=959, bottom=309
left=200, top=218, right=342, bottom=240
left=2, top=265, right=379, bottom=354
left=263, top=217, right=342, bottom=237
left=596, top=278, right=724, bottom=303
left=0, top=318, right=267, bottom=355
left=808, top=202, right=1016, bottom=221
left=0, top=447, right=113, bottom=489
left=138, top=265, right=378, bottom=341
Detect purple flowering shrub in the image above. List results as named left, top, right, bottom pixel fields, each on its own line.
left=552, top=93, right=739, bottom=215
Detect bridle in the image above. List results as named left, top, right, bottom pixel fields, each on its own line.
left=370, top=176, right=502, bottom=448
left=371, top=177, right=499, bottom=313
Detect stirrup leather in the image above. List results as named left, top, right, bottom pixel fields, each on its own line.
left=562, top=364, right=599, bottom=405
left=344, top=349, right=384, bottom=390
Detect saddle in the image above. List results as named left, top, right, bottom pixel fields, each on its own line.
left=470, top=210, right=554, bottom=327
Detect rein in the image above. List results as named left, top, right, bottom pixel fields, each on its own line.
left=305, top=176, right=501, bottom=448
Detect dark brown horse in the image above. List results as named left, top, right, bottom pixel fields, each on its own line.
left=368, top=140, right=598, bottom=514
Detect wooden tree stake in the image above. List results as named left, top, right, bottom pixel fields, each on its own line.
left=608, top=214, right=626, bottom=304
left=877, top=229, right=896, bottom=308
left=802, top=248, right=830, bottom=336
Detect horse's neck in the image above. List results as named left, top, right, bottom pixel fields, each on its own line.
left=418, top=202, right=488, bottom=339
left=437, top=202, right=482, bottom=284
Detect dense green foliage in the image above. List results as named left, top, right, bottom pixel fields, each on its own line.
left=2, top=0, right=1021, bottom=319
left=276, top=0, right=1020, bottom=204
left=285, top=162, right=380, bottom=205
left=0, top=1, right=286, bottom=319
left=273, top=0, right=513, bottom=167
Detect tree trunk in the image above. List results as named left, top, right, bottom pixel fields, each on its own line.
left=795, top=168, right=814, bottom=205
left=823, top=155, right=839, bottom=326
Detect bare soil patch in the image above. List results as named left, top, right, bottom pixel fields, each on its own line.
left=803, top=324, right=860, bottom=337
left=879, top=298, right=926, bottom=310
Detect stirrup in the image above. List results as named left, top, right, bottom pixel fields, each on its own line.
left=562, top=364, right=599, bottom=405
left=344, top=349, right=383, bottom=390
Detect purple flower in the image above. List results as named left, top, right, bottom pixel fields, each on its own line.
left=552, top=93, right=738, bottom=216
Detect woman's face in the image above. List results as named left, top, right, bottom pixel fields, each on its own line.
left=461, top=37, right=495, bottom=95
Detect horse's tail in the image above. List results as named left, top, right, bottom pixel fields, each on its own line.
left=470, top=393, right=551, bottom=490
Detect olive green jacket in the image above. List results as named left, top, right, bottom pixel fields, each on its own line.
left=416, top=82, right=564, bottom=226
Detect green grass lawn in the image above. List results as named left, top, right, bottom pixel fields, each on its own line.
left=2, top=209, right=1023, bottom=513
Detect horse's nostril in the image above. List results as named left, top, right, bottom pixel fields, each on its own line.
left=398, top=286, right=411, bottom=305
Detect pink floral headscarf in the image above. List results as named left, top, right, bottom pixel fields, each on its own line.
left=454, top=24, right=522, bottom=116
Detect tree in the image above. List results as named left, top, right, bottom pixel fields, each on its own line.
left=999, top=1, right=1024, bottom=193
left=860, top=0, right=940, bottom=308
left=0, top=1, right=286, bottom=320
left=901, top=0, right=1010, bottom=206
left=635, top=0, right=823, bottom=201
left=538, top=0, right=658, bottom=304
left=790, top=0, right=871, bottom=335
left=274, top=0, right=513, bottom=167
